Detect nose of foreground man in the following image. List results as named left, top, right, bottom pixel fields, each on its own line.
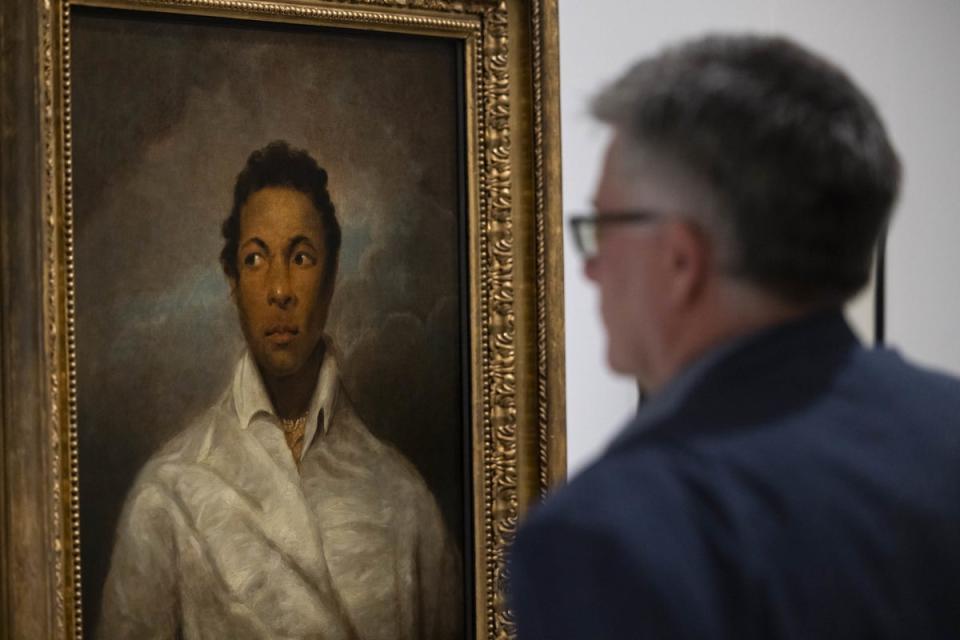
left=583, top=254, right=600, bottom=282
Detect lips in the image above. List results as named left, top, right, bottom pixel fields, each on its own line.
left=266, top=325, right=299, bottom=346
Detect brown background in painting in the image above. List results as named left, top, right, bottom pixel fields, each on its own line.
left=71, top=7, right=466, bottom=635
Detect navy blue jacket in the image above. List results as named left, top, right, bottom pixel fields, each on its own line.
left=510, top=312, right=960, bottom=639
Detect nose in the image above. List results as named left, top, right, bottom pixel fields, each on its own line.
left=584, top=255, right=599, bottom=282
left=267, top=264, right=296, bottom=309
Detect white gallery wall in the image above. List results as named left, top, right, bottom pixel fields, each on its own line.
left=558, top=0, right=960, bottom=474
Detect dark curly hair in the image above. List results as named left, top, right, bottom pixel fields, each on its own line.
left=220, top=140, right=341, bottom=295
left=593, top=35, right=901, bottom=305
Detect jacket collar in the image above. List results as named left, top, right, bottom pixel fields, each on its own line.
left=609, top=310, right=860, bottom=451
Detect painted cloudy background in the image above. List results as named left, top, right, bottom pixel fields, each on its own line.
left=72, top=7, right=465, bottom=633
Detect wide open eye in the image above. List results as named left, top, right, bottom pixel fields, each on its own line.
left=242, top=252, right=264, bottom=268
left=293, top=251, right=317, bottom=267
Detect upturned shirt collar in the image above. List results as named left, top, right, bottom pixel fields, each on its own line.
left=232, top=338, right=341, bottom=458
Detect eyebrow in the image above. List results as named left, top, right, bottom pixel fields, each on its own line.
left=239, top=237, right=269, bottom=253
left=288, top=235, right=318, bottom=253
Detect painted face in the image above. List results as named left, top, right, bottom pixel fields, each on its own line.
left=231, top=186, right=332, bottom=380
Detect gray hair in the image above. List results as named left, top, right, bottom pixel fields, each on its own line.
left=592, top=34, right=901, bottom=305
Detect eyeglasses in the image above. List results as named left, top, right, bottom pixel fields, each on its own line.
left=568, top=210, right=665, bottom=259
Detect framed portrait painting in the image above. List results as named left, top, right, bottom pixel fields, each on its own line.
left=0, top=1, right=565, bottom=639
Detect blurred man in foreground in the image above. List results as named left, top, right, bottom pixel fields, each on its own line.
left=509, top=35, right=960, bottom=639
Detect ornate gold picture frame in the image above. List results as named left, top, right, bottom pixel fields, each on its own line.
left=0, top=0, right=565, bottom=638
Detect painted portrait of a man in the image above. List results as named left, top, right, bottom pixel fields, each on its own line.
left=97, top=141, right=462, bottom=639
left=70, top=6, right=471, bottom=637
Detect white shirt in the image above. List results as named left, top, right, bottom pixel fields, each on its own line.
left=98, top=347, right=462, bottom=640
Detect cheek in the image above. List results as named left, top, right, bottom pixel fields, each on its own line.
left=599, top=259, right=657, bottom=330
left=293, top=271, right=327, bottom=318
left=235, top=276, right=266, bottom=324
left=597, top=252, right=635, bottom=302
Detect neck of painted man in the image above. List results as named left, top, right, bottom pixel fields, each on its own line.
left=262, top=340, right=327, bottom=421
